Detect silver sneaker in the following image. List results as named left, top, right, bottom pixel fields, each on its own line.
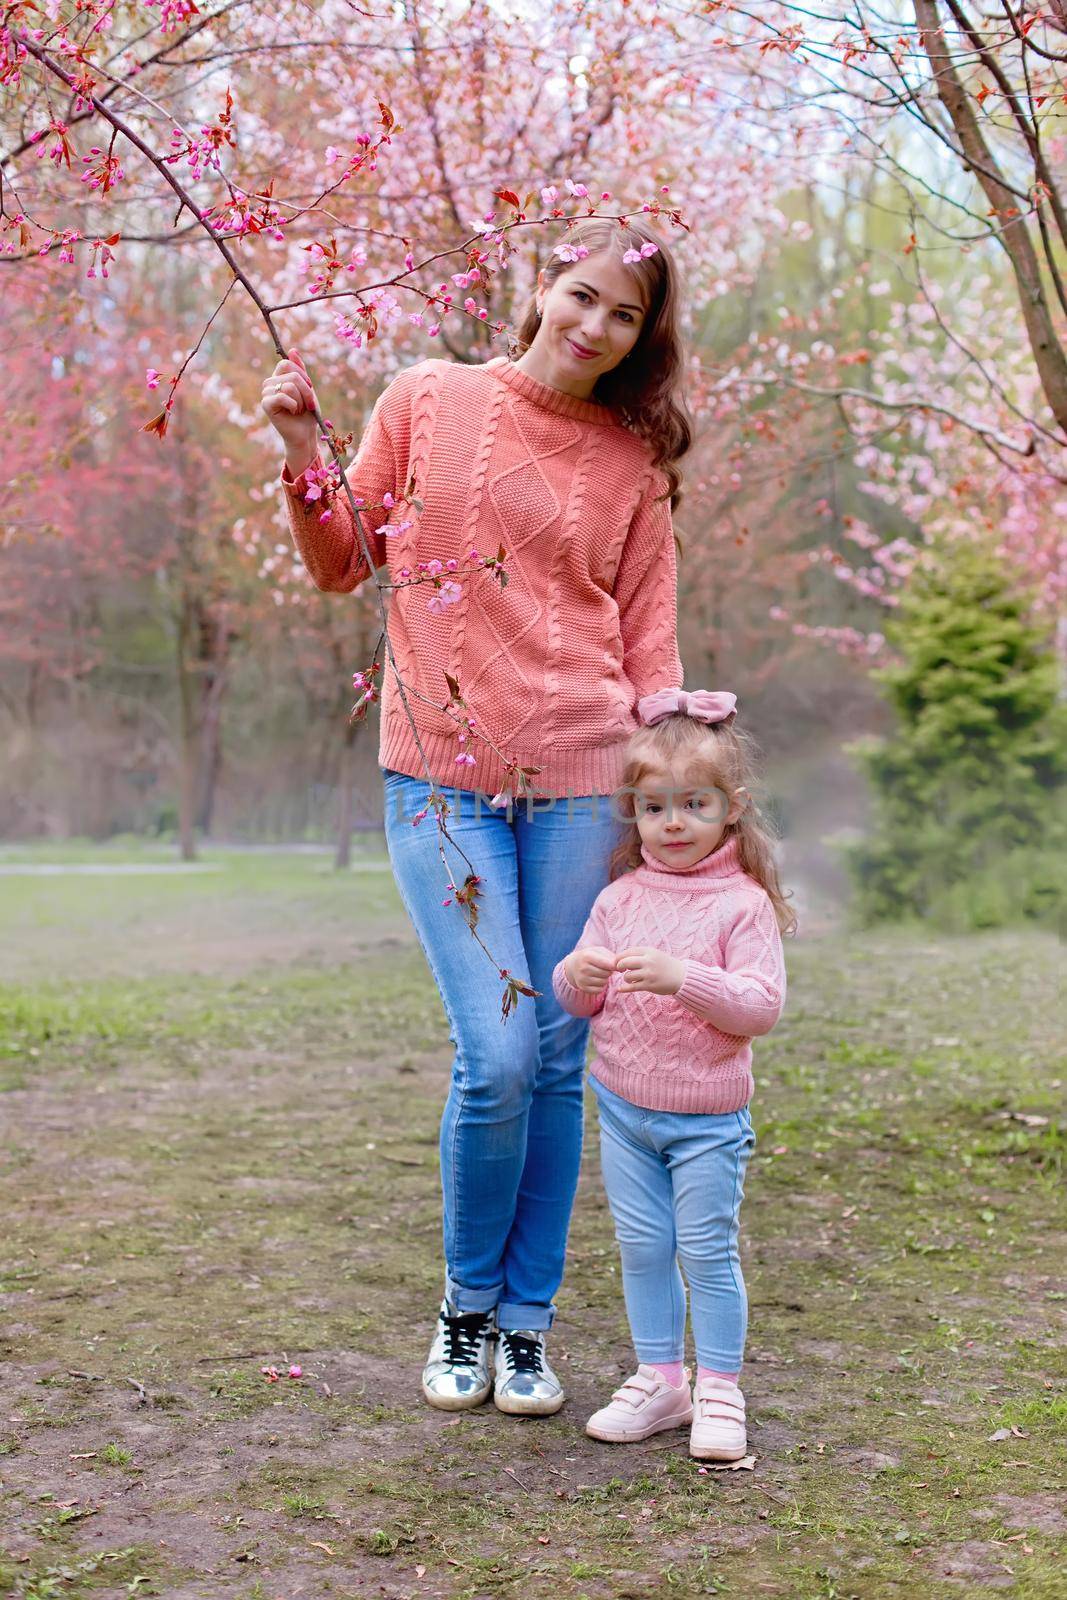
left=421, top=1299, right=495, bottom=1411
left=493, top=1328, right=565, bottom=1416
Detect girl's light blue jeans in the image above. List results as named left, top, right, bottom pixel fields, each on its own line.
left=591, top=1074, right=756, bottom=1371
left=381, top=766, right=628, bottom=1330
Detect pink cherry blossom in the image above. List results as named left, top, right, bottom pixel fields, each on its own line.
left=622, top=241, right=659, bottom=264
left=427, top=584, right=461, bottom=616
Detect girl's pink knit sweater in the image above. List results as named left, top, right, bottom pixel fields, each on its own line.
left=552, top=833, right=787, bottom=1114
left=278, top=355, right=683, bottom=798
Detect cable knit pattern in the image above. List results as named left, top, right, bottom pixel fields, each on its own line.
left=278, top=355, right=683, bottom=798
left=551, top=834, right=787, bottom=1113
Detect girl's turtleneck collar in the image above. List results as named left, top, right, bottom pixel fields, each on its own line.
left=485, top=355, right=617, bottom=427
left=634, top=831, right=746, bottom=887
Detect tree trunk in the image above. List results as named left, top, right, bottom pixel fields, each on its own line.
left=172, top=406, right=201, bottom=864
left=194, top=607, right=232, bottom=836
left=332, top=621, right=375, bottom=869
left=176, top=584, right=199, bottom=863
left=334, top=717, right=358, bottom=870
left=913, top=0, right=1067, bottom=434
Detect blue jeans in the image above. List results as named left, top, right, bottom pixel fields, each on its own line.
left=591, top=1075, right=756, bottom=1371
left=381, top=767, right=628, bottom=1329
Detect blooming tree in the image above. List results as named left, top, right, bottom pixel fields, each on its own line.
left=1, top=0, right=754, bottom=1013
left=673, top=1, right=1066, bottom=652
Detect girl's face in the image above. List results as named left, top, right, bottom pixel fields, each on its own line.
left=634, top=769, right=747, bottom=869
left=525, top=250, right=648, bottom=398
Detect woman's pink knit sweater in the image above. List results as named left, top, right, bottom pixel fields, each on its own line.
left=552, top=833, right=787, bottom=1114
left=278, top=355, right=683, bottom=798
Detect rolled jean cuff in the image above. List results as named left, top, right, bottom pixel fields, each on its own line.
left=496, top=1300, right=556, bottom=1332
left=445, top=1274, right=502, bottom=1317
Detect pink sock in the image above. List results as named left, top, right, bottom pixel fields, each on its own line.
left=648, top=1360, right=686, bottom=1387
left=698, top=1366, right=739, bottom=1384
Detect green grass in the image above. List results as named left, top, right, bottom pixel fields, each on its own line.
left=0, top=1543, right=164, bottom=1598
left=0, top=849, right=1063, bottom=1597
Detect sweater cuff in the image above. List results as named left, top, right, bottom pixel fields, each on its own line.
left=673, top=958, right=728, bottom=1017
left=552, top=957, right=603, bottom=1017
left=280, top=454, right=322, bottom=496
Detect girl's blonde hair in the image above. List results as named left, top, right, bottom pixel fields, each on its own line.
left=511, top=216, right=692, bottom=511
left=609, top=710, right=798, bottom=936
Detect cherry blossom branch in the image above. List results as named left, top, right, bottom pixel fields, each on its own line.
left=0, top=0, right=252, bottom=166
left=740, top=371, right=1041, bottom=460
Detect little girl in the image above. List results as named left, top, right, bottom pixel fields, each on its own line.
left=552, top=687, right=794, bottom=1460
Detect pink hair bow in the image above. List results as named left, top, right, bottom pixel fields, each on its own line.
left=637, top=687, right=738, bottom=727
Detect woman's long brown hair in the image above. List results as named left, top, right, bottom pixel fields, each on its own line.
left=608, top=714, right=799, bottom=937
left=511, top=216, right=693, bottom=510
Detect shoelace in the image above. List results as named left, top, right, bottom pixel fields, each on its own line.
left=441, top=1309, right=491, bottom=1367
left=499, top=1330, right=544, bottom=1375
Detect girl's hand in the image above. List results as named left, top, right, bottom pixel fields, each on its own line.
left=261, top=347, right=319, bottom=459
left=564, top=945, right=616, bottom=994
left=614, top=946, right=686, bottom=997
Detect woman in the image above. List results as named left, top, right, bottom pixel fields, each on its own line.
left=261, top=215, right=691, bottom=1417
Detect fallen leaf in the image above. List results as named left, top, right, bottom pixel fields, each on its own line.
left=538, top=1535, right=550, bottom=1544
left=69, top=1452, right=97, bottom=1460
left=988, top=1428, right=1011, bottom=1441
left=415, top=1565, right=426, bottom=1578
left=308, top=1541, right=334, bottom=1556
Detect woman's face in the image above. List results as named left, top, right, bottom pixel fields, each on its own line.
left=531, top=250, right=648, bottom=394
